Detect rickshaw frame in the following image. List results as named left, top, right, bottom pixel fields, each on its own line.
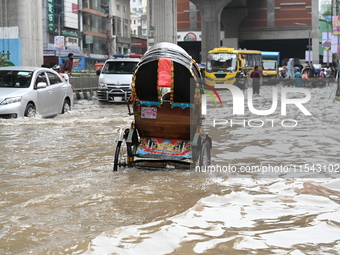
left=112, top=42, right=212, bottom=171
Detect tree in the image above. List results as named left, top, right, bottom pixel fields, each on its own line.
left=0, top=51, right=14, bottom=67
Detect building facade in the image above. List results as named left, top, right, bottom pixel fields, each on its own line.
left=43, top=0, right=132, bottom=69
left=147, top=0, right=177, bottom=47
left=130, top=1, right=148, bottom=38
left=176, top=0, right=319, bottom=65
left=130, top=0, right=147, bottom=17
left=0, top=0, right=43, bottom=66
left=109, top=0, right=131, bottom=55
left=130, top=0, right=147, bottom=55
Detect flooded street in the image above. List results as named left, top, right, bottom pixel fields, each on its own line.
left=1, top=85, right=340, bottom=254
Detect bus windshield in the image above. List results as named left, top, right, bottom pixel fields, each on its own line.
left=263, top=61, right=277, bottom=70
left=206, top=53, right=237, bottom=72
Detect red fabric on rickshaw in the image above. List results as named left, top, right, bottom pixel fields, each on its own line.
left=158, top=58, right=172, bottom=87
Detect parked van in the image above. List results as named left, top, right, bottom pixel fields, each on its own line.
left=97, top=54, right=142, bottom=102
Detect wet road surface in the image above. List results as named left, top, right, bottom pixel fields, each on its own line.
left=1, top=85, right=340, bottom=254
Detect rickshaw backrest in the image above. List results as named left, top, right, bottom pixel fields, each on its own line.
left=132, top=42, right=201, bottom=105
left=131, top=42, right=202, bottom=141
left=134, top=60, right=194, bottom=103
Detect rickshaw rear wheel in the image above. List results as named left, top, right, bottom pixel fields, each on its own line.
left=199, top=139, right=211, bottom=167
left=113, top=140, right=128, bottom=171
left=113, top=141, right=122, bottom=171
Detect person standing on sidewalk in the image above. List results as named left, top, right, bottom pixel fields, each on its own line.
left=250, top=65, right=261, bottom=96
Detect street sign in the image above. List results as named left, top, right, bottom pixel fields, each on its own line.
left=323, top=41, right=331, bottom=50
left=43, top=50, right=56, bottom=56
left=305, top=50, right=312, bottom=62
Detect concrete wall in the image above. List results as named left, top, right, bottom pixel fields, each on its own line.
left=70, top=76, right=98, bottom=91
left=0, top=0, right=43, bottom=66
left=148, top=0, right=177, bottom=46
left=0, top=29, right=21, bottom=65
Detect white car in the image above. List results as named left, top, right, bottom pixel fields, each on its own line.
left=0, top=66, right=74, bottom=118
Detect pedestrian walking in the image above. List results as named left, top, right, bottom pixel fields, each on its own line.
left=308, top=62, right=315, bottom=78
left=319, top=68, right=326, bottom=78
left=286, top=58, right=294, bottom=78
left=325, top=67, right=331, bottom=78
left=236, top=67, right=247, bottom=91
left=250, top=65, right=261, bottom=96
left=294, top=68, right=302, bottom=87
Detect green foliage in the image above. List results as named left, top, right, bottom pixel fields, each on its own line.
left=323, top=5, right=332, bottom=16
left=0, top=52, right=13, bottom=67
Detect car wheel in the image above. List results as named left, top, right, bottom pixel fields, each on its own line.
left=24, top=103, right=36, bottom=118
left=62, top=99, right=71, bottom=113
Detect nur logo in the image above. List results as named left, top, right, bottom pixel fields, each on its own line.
left=201, top=84, right=311, bottom=116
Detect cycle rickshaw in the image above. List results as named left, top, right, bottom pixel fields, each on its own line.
left=113, top=42, right=211, bottom=171
left=301, top=66, right=327, bottom=88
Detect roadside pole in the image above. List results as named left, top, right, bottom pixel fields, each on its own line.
left=337, top=59, right=340, bottom=96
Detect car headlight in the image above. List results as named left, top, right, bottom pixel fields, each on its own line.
left=98, top=82, right=108, bottom=89
left=0, top=96, right=22, bottom=105
left=204, top=77, right=214, bottom=81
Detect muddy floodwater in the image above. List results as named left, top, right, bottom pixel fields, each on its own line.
left=1, top=85, right=340, bottom=255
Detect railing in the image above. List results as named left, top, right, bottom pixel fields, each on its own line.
left=69, top=73, right=98, bottom=91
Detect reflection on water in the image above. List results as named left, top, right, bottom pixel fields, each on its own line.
left=1, top=86, right=340, bottom=255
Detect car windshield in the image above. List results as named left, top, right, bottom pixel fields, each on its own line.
left=206, top=53, right=237, bottom=72
left=0, top=70, right=33, bottom=88
left=101, top=61, right=137, bottom=74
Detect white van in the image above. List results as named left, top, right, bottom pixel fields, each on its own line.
left=97, top=54, right=142, bottom=102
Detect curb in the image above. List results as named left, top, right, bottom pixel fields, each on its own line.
left=73, top=91, right=98, bottom=100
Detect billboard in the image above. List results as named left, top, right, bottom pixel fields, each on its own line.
left=47, top=0, right=55, bottom=33
left=322, top=32, right=340, bottom=54
left=54, top=36, right=65, bottom=50
left=332, top=16, right=340, bottom=35
left=64, top=0, right=79, bottom=29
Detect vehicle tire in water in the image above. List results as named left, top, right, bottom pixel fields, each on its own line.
left=199, top=139, right=211, bottom=167
left=24, top=103, right=36, bottom=118
left=62, top=99, right=71, bottom=113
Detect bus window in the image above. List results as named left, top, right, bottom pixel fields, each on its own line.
left=246, top=54, right=253, bottom=67
left=255, top=54, right=262, bottom=66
